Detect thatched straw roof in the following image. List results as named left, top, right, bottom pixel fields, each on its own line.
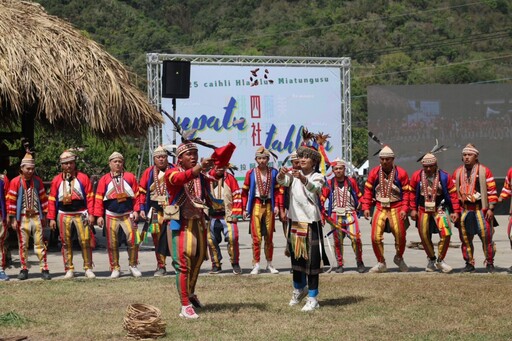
left=0, top=0, right=163, bottom=137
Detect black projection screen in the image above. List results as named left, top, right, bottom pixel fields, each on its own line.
left=367, top=84, right=512, bottom=178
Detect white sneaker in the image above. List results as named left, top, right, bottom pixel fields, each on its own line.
left=267, top=263, right=279, bottom=274
left=301, top=298, right=320, bottom=312
left=179, top=304, right=199, bottom=319
left=436, top=260, right=453, bottom=273
left=425, top=260, right=436, bottom=272
left=64, top=270, right=74, bottom=279
left=110, top=269, right=120, bottom=278
left=129, top=266, right=142, bottom=278
left=393, top=256, right=409, bottom=272
left=289, top=287, right=308, bottom=306
left=85, top=269, right=96, bottom=279
left=369, top=262, right=387, bottom=273
left=250, top=263, right=260, bottom=275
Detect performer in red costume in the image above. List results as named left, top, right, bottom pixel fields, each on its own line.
left=163, top=141, right=214, bottom=319
left=453, top=143, right=498, bottom=273
left=94, top=152, right=141, bottom=278
left=7, top=153, right=51, bottom=280
left=206, top=165, right=243, bottom=274
left=409, top=153, right=460, bottom=273
left=322, top=158, right=365, bottom=273
left=139, top=146, right=173, bottom=277
left=242, top=146, right=283, bottom=275
left=48, top=150, right=96, bottom=279
left=362, top=146, right=410, bottom=273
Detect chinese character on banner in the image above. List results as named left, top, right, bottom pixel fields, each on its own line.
left=251, top=96, right=261, bottom=118
left=251, top=122, right=262, bottom=146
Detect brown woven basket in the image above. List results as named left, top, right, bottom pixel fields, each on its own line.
left=123, top=303, right=166, bottom=340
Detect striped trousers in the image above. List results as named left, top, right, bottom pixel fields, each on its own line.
left=17, top=215, right=49, bottom=271
left=149, top=210, right=166, bottom=269
left=458, top=208, right=495, bottom=265
left=58, top=211, right=93, bottom=271
left=417, top=209, right=452, bottom=261
left=331, top=212, right=363, bottom=266
left=170, top=218, right=207, bottom=306
left=207, top=218, right=239, bottom=267
left=105, top=213, right=139, bottom=271
left=249, top=199, right=275, bottom=264
left=371, top=207, right=406, bottom=263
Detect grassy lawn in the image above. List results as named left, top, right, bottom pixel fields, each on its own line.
left=1, top=273, right=512, bottom=340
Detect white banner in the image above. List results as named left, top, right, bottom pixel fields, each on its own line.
left=162, top=64, right=342, bottom=179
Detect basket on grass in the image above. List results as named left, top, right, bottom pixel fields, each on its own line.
left=123, top=303, right=166, bottom=340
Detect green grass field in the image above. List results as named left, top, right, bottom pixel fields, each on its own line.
left=1, top=274, right=512, bottom=340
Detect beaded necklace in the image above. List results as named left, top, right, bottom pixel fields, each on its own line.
left=154, top=167, right=166, bottom=196
left=21, top=177, right=35, bottom=214
left=378, top=167, right=395, bottom=199
left=334, top=178, right=348, bottom=208
left=460, top=165, right=478, bottom=201
left=255, top=166, right=271, bottom=198
left=175, top=166, right=204, bottom=207
left=421, top=170, right=439, bottom=211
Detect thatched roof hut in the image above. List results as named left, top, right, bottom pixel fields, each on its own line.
left=0, top=0, right=162, bottom=138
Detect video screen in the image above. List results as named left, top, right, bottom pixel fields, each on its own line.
left=367, top=84, right=512, bottom=178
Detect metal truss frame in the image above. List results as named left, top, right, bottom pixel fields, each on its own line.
left=146, top=53, right=351, bottom=165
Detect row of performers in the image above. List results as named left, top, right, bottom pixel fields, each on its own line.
left=0, top=141, right=511, bottom=319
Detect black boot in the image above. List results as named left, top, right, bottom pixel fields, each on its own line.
left=461, top=263, right=475, bottom=273
left=18, top=269, right=29, bottom=280
left=41, top=270, right=52, bottom=280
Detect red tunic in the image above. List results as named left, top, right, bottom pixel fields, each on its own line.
left=6, top=175, right=48, bottom=219
left=93, top=172, right=139, bottom=216
left=452, top=164, right=498, bottom=208
left=362, top=165, right=410, bottom=213
left=47, top=172, right=94, bottom=220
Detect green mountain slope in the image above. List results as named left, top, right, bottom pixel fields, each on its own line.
left=34, top=0, right=512, bottom=164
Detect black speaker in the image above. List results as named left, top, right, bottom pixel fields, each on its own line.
left=162, top=60, right=191, bottom=99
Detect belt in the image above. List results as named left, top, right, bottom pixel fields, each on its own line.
left=256, top=197, right=269, bottom=204
left=21, top=212, right=39, bottom=218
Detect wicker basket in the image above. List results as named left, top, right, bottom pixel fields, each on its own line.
left=123, top=303, right=166, bottom=340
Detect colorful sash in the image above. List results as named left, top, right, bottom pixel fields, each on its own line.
left=435, top=209, right=452, bottom=237
left=290, top=222, right=309, bottom=260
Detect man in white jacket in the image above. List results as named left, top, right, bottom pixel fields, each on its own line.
left=277, top=144, right=328, bottom=312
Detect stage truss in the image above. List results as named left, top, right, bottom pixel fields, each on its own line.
left=146, top=54, right=351, bottom=165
